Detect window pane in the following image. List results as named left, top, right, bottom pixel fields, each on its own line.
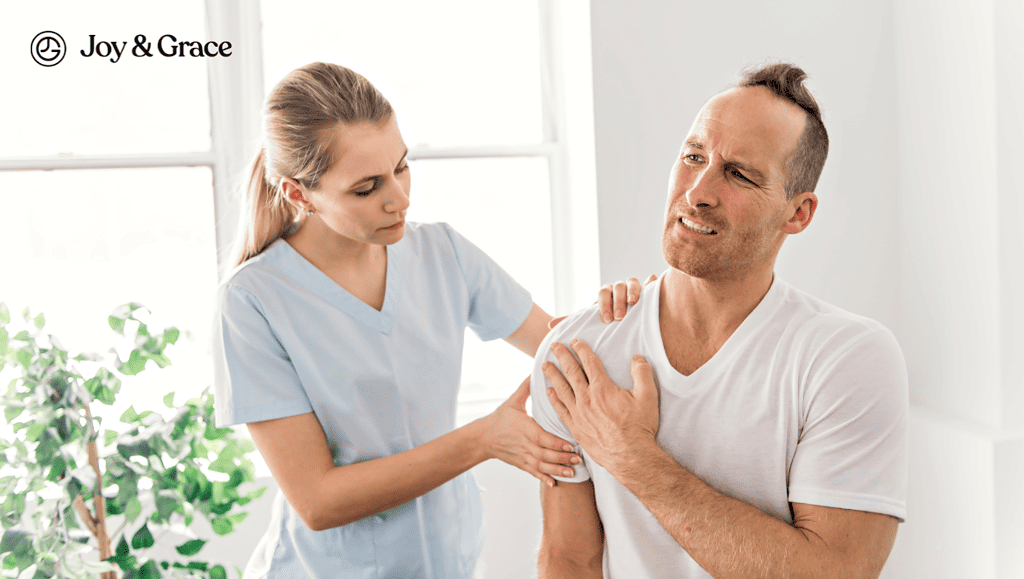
left=260, top=0, right=544, bottom=148
left=405, top=157, right=554, bottom=402
left=0, top=168, right=219, bottom=428
left=1, top=1, right=211, bottom=156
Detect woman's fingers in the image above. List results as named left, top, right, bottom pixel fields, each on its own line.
left=597, top=284, right=613, bottom=323
left=548, top=315, right=567, bottom=330
left=612, top=281, right=629, bottom=321
left=596, top=276, right=654, bottom=323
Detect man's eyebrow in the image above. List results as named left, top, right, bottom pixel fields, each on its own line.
left=684, top=141, right=766, bottom=183
left=726, top=161, right=766, bottom=183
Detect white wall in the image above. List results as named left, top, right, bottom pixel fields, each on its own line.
left=216, top=1, right=1024, bottom=577
left=588, top=0, right=1022, bottom=578
left=892, top=0, right=1024, bottom=576
left=589, top=0, right=901, bottom=331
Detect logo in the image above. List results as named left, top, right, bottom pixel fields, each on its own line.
left=31, top=31, right=66, bottom=67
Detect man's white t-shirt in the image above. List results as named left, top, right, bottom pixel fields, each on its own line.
left=531, top=274, right=908, bottom=579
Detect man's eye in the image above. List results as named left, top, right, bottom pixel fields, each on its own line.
left=684, top=154, right=702, bottom=163
left=731, top=169, right=753, bottom=184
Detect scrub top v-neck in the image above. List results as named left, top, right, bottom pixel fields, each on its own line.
left=213, top=221, right=534, bottom=579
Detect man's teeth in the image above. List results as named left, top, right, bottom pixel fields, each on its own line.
left=681, top=217, right=715, bottom=234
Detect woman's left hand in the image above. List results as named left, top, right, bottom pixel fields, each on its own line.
left=480, top=375, right=581, bottom=487
left=548, top=274, right=658, bottom=329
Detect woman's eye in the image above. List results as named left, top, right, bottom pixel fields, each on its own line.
left=354, top=180, right=378, bottom=196
left=395, top=162, right=410, bottom=174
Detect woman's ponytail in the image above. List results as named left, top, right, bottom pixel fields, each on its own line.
left=233, top=149, right=299, bottom=267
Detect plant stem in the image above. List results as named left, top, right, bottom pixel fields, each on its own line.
left=83, top=403, right=118, bottom=579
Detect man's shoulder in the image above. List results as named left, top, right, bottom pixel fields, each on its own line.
left=776, top=281, right=899, bottom=357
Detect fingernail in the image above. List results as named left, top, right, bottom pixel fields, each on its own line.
left=563, top=469, right=574, bottom=477
left=571, top=456, right=581, bottom=464
left=563, top=444, right=573, bottom=452
left=548, top=480, right=555, bottom=488
left=549, top=342, right=557, bottom=352
left=601, top=314, right=611, bottom=323
left=570, top=338, right=579, bottom=347
left=614, top=312, right=623, bottom=321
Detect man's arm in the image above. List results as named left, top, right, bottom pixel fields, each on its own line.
left=543, top=339, right=899, bottom=579
left=612, top=439, right=898, bottom=579
left=538, top=479, right=604, bottom=579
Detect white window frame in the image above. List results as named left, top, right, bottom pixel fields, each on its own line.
left=0, top=0, right=599, bottom=356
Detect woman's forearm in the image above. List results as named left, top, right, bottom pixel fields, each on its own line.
left=303, top=419, right=492, bottom=530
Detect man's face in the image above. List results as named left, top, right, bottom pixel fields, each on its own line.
left=661, top=86, right=808, bottom=282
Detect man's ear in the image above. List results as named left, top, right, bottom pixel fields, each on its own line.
left=783, top=191, right=817, bottom=235
left=280, top=177, right=311, bottom=213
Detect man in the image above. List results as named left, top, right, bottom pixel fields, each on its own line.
left=530, top=63, right=908, bottom=579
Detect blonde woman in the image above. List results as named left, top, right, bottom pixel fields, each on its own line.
left=212, top=62, right=639, bottom=578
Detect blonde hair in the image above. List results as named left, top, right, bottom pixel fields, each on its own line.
left=233, top=62, right=394, bottom=266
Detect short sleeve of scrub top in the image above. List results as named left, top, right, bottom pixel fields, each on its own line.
left=211, top=221, right=533, bottom=579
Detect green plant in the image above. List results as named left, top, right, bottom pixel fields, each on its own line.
left=0, top=302, right=266, bottom=579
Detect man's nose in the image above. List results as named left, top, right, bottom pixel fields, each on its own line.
left=685, top=168, right=719, bottom=208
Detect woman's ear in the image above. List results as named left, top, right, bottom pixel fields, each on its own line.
left=280, top=177, right=311, bottom=213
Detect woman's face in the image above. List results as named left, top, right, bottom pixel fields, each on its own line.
left=299, top=115, right=411, bottom=247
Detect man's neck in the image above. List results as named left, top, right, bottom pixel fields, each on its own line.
left=658, top=267, right=774, bottom=373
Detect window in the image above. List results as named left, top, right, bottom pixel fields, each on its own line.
left=1, top=0, right=597, bottom=439
left=1, top=1, right=220, bottom=430
left=256, top=0, right=598, bottom=417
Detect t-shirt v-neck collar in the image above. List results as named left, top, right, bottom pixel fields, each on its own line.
left=642, top=273, right=785, bottom=393
left=272, top=237, right=407, bottom=335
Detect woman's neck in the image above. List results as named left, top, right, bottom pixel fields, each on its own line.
left=286, top=219, right=384, bottom=275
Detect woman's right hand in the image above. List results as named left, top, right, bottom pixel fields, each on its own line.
left=480, top=375, right=581, bottom=487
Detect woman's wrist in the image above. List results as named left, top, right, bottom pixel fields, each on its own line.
left=462, top=414, right=493, bottom=466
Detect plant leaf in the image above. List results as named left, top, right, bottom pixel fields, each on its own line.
left=209, top=564, right=227, bottom=579
left=108, top=316, right=126, bottom=334
left=4, top=405, right=24, bottom=423
left=0, top=303, right=9, bottom=324
left=120, top=406, right=139, bottom=423
left=162, top=392, right=175, bottom=409
left=174, top=539, right=206, bottom=557
left=32, top=314, right=44, bottom=330
left=119, top=350, right=147, bottom=376
left=131, top=523, right=155, bottom=550
left=138, top=559, right=161, bottom=578
left=162, top=328, right=179, bottom=346
left=125, top=496, right=142, bottom=523
left=211, top=517, right=233, bottom=536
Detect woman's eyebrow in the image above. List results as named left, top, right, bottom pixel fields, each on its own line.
left=350, top=148, right=411, bottom=186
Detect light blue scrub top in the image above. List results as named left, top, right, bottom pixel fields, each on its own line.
left=212, top=221, right=533, bottom=579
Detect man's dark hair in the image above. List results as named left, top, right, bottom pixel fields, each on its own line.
left=738, top=63, right=829, bottom=199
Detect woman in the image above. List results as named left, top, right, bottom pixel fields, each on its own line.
left=212, top=62, right=640, bottom=578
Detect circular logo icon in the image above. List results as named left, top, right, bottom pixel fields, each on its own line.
left=31, top=31, right=66, bottom=67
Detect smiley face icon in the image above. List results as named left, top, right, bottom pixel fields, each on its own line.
left=32, top=31, right=67, bottom=67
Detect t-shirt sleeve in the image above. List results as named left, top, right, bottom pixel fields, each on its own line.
left=529, top=312, right=594, bottom=483
left=441, top=222, right=533, bottom=341
left=212, top=283, right=313, bottom=427
left=788, top=327, right=909, bottom=522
